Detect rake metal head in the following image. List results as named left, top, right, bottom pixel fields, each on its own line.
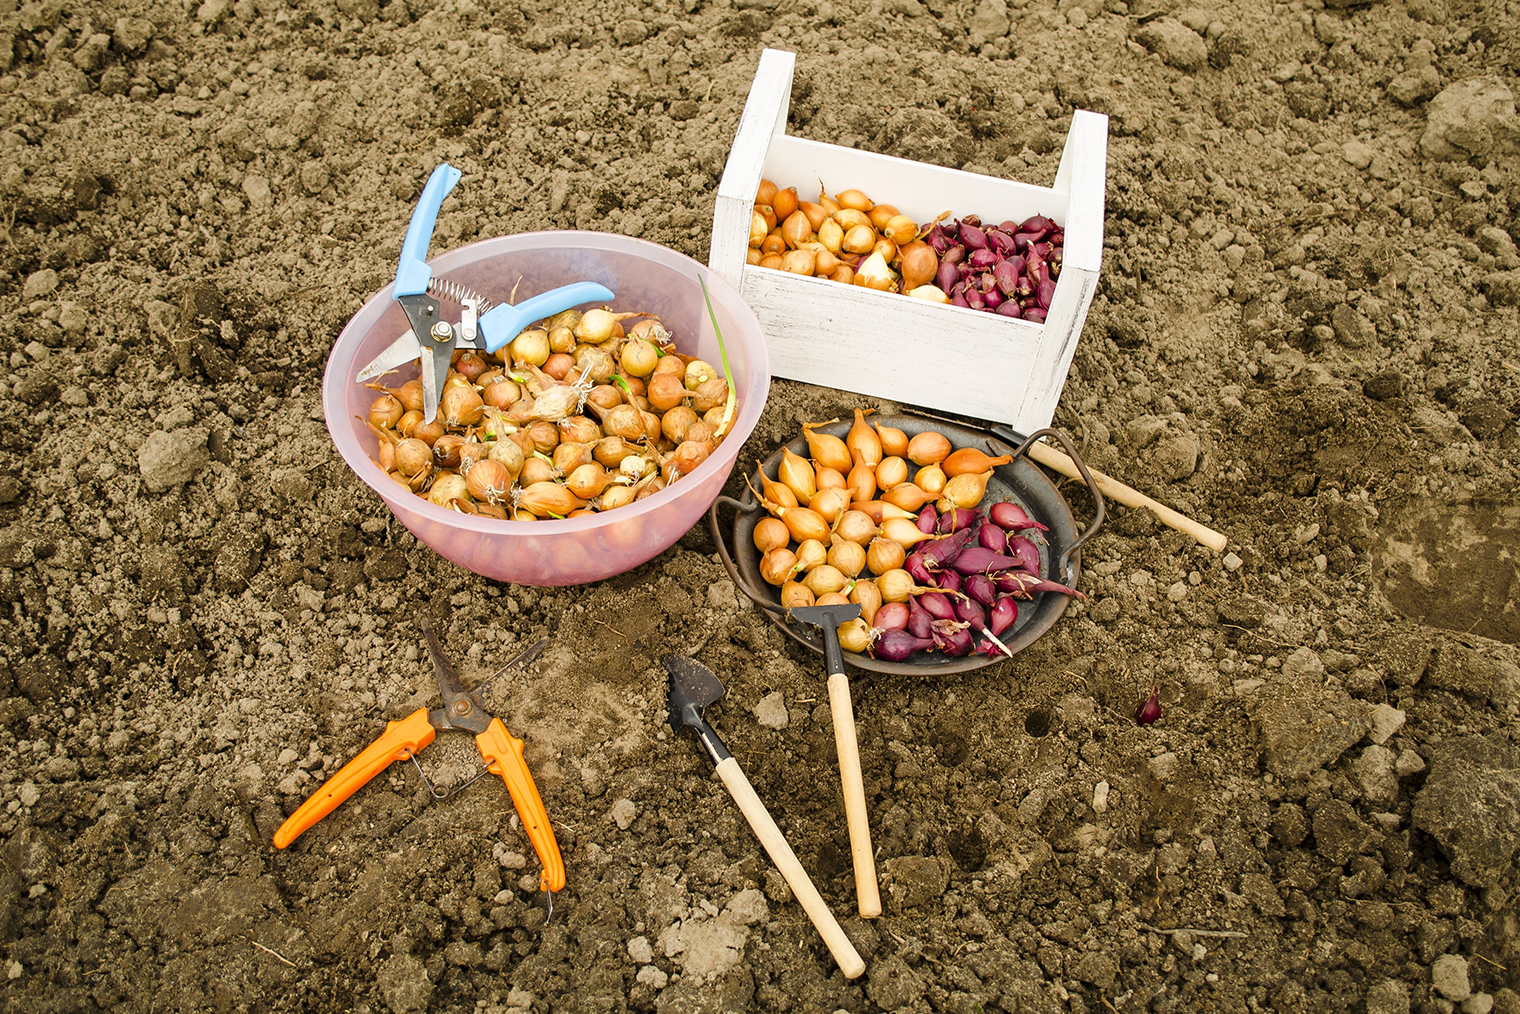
left=663, top=656, right=726, bottom=731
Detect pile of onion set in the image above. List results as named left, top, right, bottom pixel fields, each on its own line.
left=748, top=179, right=1064, bottom=323
left=360, top=306, right=736, bottom=520
left=751, top=412, right=1083, bottom=663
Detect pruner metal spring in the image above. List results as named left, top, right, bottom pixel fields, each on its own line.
left=426, top=276, right=495, bottom=316
left=405, top=749, right=492, bottom=801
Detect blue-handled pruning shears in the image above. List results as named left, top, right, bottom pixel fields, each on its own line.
left=357, top=163, right=615, bottom=422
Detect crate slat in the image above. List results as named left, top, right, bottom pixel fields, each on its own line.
left=711, top=49, right=1107, bottom=434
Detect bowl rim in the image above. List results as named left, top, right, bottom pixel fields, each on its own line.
left=323, top=230, right=772, bottom=536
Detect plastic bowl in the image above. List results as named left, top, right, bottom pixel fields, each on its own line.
left=323, top=231, right=771, bottom=587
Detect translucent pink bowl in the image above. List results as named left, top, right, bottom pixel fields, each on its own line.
left=323, top=231, right=771, bottom=587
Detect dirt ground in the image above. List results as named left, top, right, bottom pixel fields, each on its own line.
left=2, top=0, right=1520, bottom=1010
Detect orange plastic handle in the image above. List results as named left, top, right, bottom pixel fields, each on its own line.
left=273, top=708, right=437, bottom=849
left=476, top=718, right=566, bottom=893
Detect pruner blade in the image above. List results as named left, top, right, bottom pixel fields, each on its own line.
left=356, top=330, right=425, bottom=382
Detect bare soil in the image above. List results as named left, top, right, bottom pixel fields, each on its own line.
left=1, top=0, right=1519, bottom=1012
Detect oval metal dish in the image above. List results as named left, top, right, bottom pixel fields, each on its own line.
left=711, top=415, right=1105, bottom=676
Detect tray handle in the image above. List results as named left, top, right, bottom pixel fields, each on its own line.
left=708, top=491, right=789, bottom=618
left=989, top=426, right=1106, bottom=581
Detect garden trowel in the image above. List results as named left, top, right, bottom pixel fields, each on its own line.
left=664, top=656, right=866, bottom=981
left=786, top=602, right=881, bottom=919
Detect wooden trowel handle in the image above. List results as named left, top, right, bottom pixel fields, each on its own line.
left=713, top=756, right=866, bottom=980
left=828, top=671, right=882, bottom=919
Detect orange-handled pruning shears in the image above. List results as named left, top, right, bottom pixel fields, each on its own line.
left=273, top=616, right=565, bottom=900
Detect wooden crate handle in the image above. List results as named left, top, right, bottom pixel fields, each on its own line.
left=710, top=49, right=795, bottom=291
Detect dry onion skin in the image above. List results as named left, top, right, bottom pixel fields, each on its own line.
left=362, top=307, right=737, bottom=521
left=749, top=178, right=1064, bottom=323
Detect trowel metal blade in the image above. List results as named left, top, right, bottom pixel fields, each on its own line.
left=663, top=656, right=726, bottom=730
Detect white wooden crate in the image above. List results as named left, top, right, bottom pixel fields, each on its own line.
left=710, top=49, right=1108, bottom=435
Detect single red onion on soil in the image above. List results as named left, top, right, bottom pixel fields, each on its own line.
left=1136, top=686, right=1162, bottom=725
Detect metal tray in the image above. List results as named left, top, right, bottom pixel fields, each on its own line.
left=710, top=416, right=1105, bottom=676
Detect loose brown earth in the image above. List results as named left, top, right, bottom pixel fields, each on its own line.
left=2, top=0, right=1520, bottom=1012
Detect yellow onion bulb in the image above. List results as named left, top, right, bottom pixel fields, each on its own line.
left=369, top=393, right=403, bottom=429
left=802, top=564, right=848, bottom=598
left=915, top=463, right=947, bottom=496
left=881, top=516, right=940, bottom=549
left=876, top=568, right=915, bottom=603
left=939, top=469, right=994, bottom=510
left=465, top=459, right=511, bottom=504
left=874, top=423, right=909, bottom=458
left=846, top=409, right=882, bottom=467
left=827, top=536, right=866, bottom=578
left=753, top=517, right=791, bottom=553
left=837, top=618, right=876, bottom=654
left=906, top=430, right=952, bottom=466
left=781, top=580, right=815, bottom=610
left=779, top=505, right=830, bottom=544
left=760, top=547, right=798, bottom=586
left=834, top=510, right=879, bottom=546
left=849, top=578, right=883, bottom=626
left=875, top=456, right=909, bottom=490
left=808, top=486, right=852, bottom=526
left=792, top=538, right=827, bottom=574
left=865, top=537, right=906, bottom=575
left=427, top=472, right=470, bottom=509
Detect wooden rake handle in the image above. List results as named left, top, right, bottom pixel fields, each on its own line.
left=827, top=672, right=882, bottom=919
left=1025, top=439, right=1228, bottom=552
left=713, top=756, right=866, bottom=980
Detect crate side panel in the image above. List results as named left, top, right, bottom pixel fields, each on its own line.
left=1008, top=265, right=1099, bottom=433
left=739, top=269, right=1048, bottom=424
left=1051, top=110, right=1109, bottom=273
left=765, top=136, right=1070, bottom=229
left=711, top=51, right=796, bottom=289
